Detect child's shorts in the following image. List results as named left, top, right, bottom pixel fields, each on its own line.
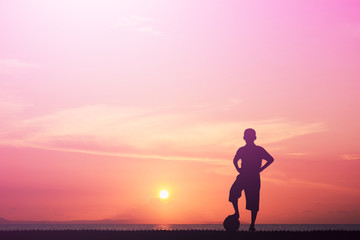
left=229, top=173, right=260, bottom=212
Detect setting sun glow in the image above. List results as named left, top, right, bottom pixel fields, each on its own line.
left=159, top=190, right=169, bottom=199
left=0, top=0, right=359, bottom=225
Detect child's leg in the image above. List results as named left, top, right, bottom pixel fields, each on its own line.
left=231, top=200, right=240, bottom=218
left=229, top=174, right=242, bottom=219
left=250, top=210, right=258, bottom=231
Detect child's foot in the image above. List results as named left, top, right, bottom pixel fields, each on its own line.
left=249, top=225, right=256, bottom=232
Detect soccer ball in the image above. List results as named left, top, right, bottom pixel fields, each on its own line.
left=223, top=215, right=240, bottom=232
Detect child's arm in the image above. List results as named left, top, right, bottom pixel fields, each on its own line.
left=259, top=148, right=274, bottom=173
left=233, top=149, right=242, bottom=173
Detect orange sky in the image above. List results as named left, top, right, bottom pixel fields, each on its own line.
left=0, top=0, right=359, bottom=224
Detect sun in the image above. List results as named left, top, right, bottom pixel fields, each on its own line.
left=159, top=190, right=169, bottom=199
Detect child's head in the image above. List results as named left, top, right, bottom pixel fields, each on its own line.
left=244, top=128, right=256, bottom=143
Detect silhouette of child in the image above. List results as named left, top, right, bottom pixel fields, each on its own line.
left=229, top=128, right=274, bottom=232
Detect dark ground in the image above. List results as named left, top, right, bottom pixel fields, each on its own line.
left=0, top=230, right=359, bottom=240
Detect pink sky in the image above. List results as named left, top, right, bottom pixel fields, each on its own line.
left=0, top=0, right=359, bottom=224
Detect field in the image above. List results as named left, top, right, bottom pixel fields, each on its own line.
left=0, top=230, right=359, bottom=240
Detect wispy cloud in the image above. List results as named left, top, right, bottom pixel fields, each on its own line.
left=120, top=16, right=154, bottom=28
left=341, top=154, right=360, bottom=161
left=285, top=152, right=309, bottom=156
left=0, top=90, right=30, bottom=118
left=111, top=15, right=161, bottom=35
left=0, top=58, right=39, bottom=70
left=261, top=174, right=360, bottom=197
left=136, top=26, right=161, bottom=36
left=0, top=104, right=326, bottom=164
